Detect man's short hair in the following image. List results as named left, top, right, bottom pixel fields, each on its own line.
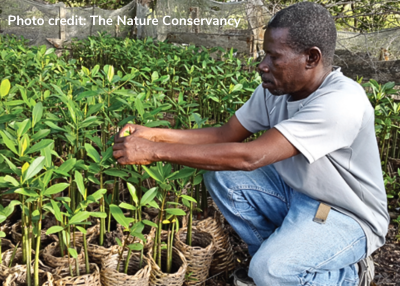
left=267, top=2, right=337, bottom=67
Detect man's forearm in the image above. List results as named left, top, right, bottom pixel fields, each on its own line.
left=152, top=127, right=224, bottom=145
left=153, top=141, right=258, bottom=171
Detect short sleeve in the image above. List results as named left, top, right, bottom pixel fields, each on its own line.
left=274, top=89, right=365, bottom=164
left=235, top=85, right=270, bottom=133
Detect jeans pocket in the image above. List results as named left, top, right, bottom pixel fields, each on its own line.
left=231, top=190, right=254, bottom=215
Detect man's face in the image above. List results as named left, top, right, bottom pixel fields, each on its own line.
left=258, top=28, right=307, bottom=97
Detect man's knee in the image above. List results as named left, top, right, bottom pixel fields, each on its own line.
left=249, top=251, right=298, bottom=285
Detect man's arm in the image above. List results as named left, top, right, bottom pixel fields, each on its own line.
left=116, top=115, right=252, bottom=145
left=113, top=127, right=299, bottom=171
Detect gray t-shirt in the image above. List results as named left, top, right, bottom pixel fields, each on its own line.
left=236, top=68, right=389, bottom=256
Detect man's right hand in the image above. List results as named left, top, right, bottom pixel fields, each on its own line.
left=116, top=124, right=157, bottom=142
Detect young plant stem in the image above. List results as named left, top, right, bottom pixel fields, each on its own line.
left=99, top=171, right=105, bottom=246
left=186, top=176, right=195, bottom=246
left=201, top=183, right=208, bottom=219
left=139, top=247, right=144, bottom=270
left=124, top=247, right=132, bottom=274
left=73, top=228, right=80, bottom=277
left=155, top=195, right=166, bottom=268
left=34, top=198, right=43, bottom=286
left=83, top=233, right=90, bottom=274
left=8, top=242, right=19, bottom=268
left=116, top=236, right=128, bottom=271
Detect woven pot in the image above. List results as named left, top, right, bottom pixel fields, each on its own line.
left=0, top=220, right=12, bottom=237
left=1, top=238, right=15, bottom=254
left=69, top=220, right=99, bottom=247
left=148, top=247, right=187, bottom=286
left=193, top=209, right=235, bottom=275
left=4, top=265, right=54, bottom=286
left=2, top=248, right=24, bottom=268
left=0, top=264, right=10, bottom=282
left=10, top=221, right=23, bottom=245
left=100, top=246, right=151, bottom=286
left=42, top=242, right=85, bottom=269
left=53, top=263, right=101, bottom=286
left=174, top=227, right=216, bottom=286
left=87, top=225, right=124, bottom=265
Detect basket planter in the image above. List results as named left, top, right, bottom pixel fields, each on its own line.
left=174, top=227, right=216, bottom=286
left=42, top=242, right=85, bottom=269
left=148, top=247, right=187, bottom=286
left=193, top=209, right=235, bottom=275
left=69, top=222, right=99, bottom=247
left=87, top=225, right=124, bottom=265
left=100, top=246, right=151, bottom=286
left=53, top=263, right=101, bottom=286
left=1, top=238, right=15, bottom=254
left=4, top=265, right=54, bottom=286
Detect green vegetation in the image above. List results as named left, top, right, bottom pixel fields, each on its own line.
left=0, top=33, right=399, bottom=285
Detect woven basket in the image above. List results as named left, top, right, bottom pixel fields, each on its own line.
left=53, top=263, right=101, bottom=286
left=1, top=238, right=15, bottom=254
left=43, top=242, right=85, bottom=269
left=0, top=264, right=10, bottom=282
left=100, top=246, right=151, bottom=286
left=148, top=247, right=187, bottom=286
left=174, top=227, right=216, bottom=286
left=0, top=220, right=12, bottom=237
left=2, top=248, right=24, bottom=268
left=193, top=209, right=235, bottom=275
left=70, top=221, right=99, bottom=247
left=87, top=225, right=124, bottom=265
left=4, top=264, right=54, bottom=286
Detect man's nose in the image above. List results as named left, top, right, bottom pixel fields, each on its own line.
left=258, top=60, right=269, bottom=75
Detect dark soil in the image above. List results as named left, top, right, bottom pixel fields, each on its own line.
left=206, top=217, right=400, bottom=286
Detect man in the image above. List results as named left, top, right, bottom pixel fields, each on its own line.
left=113, top=2, right=389, bottom=285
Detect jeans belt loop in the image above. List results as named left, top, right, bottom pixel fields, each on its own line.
left=313, top=203, right=331, bottom=224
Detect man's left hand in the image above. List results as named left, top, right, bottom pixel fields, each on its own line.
left=113, top=135, right=156, bottom=165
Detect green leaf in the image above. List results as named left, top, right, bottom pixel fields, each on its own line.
left=115, top=237, right=123, bottom=247
left=140, top=187, right=158, bottom=206
left=107, top=65, right=115, bottom=83
left=167, top=167, right=195, bottom=180
left=127, top=183, right=138, bottom=205
left=51, top=200, right=63, bottom=223
left=46, top=226, right=64, bottom=235
left=4, top=175, right=19, bottom=187
left=127, top=243, right=144, bottom=251
left=142, top=219, right=158, bottom=228
left=23, top=156, right=45, bottom=182
left=68, top=211, right=90, bottom=225
left=57, top=158, right=76, bottom=174
left=31, top=129, right=51, bottom=142
left=43, top=183, right=69, bottom=196
left=232, top=83, right=243, bottom=92
left=0, top=231, right=6, bottom=238
left=74, top=171, right=85, bottom=198
left=32, top=102, right=43, bottom=128
left=165, top=208, right=186, bottom=216
left=104, top=169, right=128, bottom=178
left=85, top=143, right=101, bottom=163
left=26, top=139, right=53, bottom=155
left=100, top=146, right=113, bottom=164
left=0, top=131, right=18, bottom=155
left=89, top=212, right=107, bottom=218
left=142, top=166, right=163, bottom=183
left=180, top=195, right=197, bottom=203
left=0, top=79, right=11, bottom=98
left=44, top=121, right=67, bottom=132
left=15, top=188, right=39, bottom=197
left=135, top=96, right=144, bottom=117
left=109, top=204, right=129, bottom=229
left=1, top=155, right=21, bottom=177
left=76, top=226, right=87, bottom=235
left=68, top=248, right=78, bottom=259
left=119, top=202, right=136, bottom=211
left=87, top=189, right=106, bottom=202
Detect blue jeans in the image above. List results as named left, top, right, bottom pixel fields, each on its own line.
left=204, top=164, right=367, bottom=286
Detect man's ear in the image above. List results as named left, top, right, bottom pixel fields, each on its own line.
left=305, top=47, right=322, bottom=69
